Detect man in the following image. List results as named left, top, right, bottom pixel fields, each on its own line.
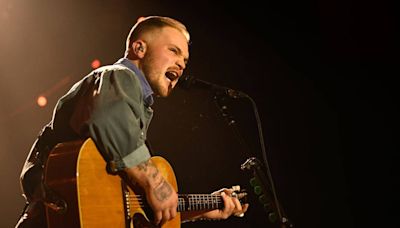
left=16, top=16, right=248, bottom=227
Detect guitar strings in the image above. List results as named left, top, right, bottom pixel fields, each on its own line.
left=126, top=195, right=224, bottom=209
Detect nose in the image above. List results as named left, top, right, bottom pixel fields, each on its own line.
left=176, top=58, right=186, bottom=71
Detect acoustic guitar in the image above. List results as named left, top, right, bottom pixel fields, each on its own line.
left=43, top=138, right=246, bottom=228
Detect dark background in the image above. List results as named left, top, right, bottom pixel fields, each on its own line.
left=0, top=0, right=397, bottom=227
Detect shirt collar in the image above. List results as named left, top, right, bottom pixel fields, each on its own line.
left=115, top=58, right=154, bottom=106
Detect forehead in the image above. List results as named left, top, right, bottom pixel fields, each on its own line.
left=152, top=27, right=189, bottom=58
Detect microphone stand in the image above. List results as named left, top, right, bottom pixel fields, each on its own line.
left=213, top=91, right=293, bottom=228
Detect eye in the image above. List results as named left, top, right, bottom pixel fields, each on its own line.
left=169, top=47, right=179, bottom=54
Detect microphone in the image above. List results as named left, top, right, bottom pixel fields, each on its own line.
left=177, top=75, right=247, bottom=98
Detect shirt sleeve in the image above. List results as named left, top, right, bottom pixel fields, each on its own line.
left=69, top=67, right=151, bottom=173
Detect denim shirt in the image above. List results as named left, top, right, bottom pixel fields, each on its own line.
left=20, top=59, right=154, bottom=201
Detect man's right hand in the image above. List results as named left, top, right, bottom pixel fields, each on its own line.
left=124, top=159, right=178, bottom=226
left=145, top=175, right=178, bottom=225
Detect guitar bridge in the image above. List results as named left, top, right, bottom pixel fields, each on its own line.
left=121, top=180, right=132, bottom=224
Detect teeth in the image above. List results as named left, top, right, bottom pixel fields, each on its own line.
left=166, top=72, right=176, bottom=81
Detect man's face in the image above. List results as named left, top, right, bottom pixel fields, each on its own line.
left=141, top=27, right=189, bottom=97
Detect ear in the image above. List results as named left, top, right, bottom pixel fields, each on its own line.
left=132, top=40, right=146, bottom=58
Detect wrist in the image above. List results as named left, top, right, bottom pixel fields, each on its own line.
left=125, top=159, right=161, bottom=189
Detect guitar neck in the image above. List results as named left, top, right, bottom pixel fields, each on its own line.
left=127, top=192, right=247, bottom=213
left=177, top=194, right=223, bottom=212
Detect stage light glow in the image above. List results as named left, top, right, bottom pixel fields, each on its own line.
left=91, top=59, right=101, bottom=69
left=37, top=95, right=47, bottom=107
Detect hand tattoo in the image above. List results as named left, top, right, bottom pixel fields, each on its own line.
left=154, top=180, right=172, bottom=202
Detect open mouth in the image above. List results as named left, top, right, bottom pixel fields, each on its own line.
left=165, top=71, right=178, bottom=82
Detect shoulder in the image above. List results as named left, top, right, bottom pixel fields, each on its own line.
left=93, top=65, right=140, bottom=85
left=62, top=64, right=140, bottom=99
left=93, top=64, right=134, bottom=77
left=90, top=65, right=143, bottom=101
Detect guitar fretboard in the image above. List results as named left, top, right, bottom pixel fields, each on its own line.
left=177, top=194, right=223, bottom=212
left=126, top=192, right=246, bottom=213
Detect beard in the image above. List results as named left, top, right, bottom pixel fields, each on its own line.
left=141, top=61, right=171, bottom=97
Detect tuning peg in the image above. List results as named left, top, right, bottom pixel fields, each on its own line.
left=250, top=176, right=261, bottom=187
left=254, top=186, right=262, bottom=195
left=258, top=194, right=271, bottom=204
left=268, top=212, right=278, bottom=223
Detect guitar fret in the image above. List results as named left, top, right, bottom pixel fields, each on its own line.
left=203, top=195, right=206, bottom=210
left=195, top=195, right=198, bottom=211
left=201, top=194, right=204, bottom=210
left=176, top=194, right=224, bottom=212
left=178, top=198, right=184, bottom=212
left=196, top=195, right=198, bottom=211
left=193, top=195, right=197, bottom=211
left=189, top=195, right=192, bottom=211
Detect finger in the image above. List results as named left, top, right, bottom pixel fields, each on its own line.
left=230, top=195, right=245, bottom=217
left=232, top=195, right=243, bottom=211
left=160, top=210, right=171, bottom=226
left=170, top=207, right=177, bottom=220
left=234, top=203, right=249, bottom=218
left=221, top=192, right=235, bottom=209
left=242, top=203, right=249, bottom=213
left=222, top=188, right=234, bottom=196
left=153, top=211, right=162, bottom=225
left=211, top=188, right=227, bottom=195
left=221, top=192, right=235, bottom=218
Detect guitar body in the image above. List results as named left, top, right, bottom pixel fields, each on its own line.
left=44, top=138, right=180, bottom=228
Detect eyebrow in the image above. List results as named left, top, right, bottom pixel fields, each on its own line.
left=174, top=45, right=189, bottom=64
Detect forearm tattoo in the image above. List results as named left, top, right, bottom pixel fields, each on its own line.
left=137, top=160, right=154, bottom=172
left=137, top=160, right=160, bottom=180
left=137, top=160, right=172, bottom=201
